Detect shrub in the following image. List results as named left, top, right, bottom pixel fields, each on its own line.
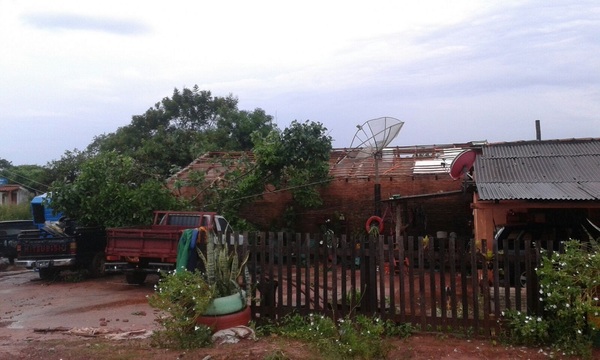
left=502, top=239, right=600, bottom=358
left=147, top=269, right=214, bottom=349
left=501, top=310, right=549, bottom=347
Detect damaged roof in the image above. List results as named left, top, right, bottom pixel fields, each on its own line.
left=168, top=142, right=481, bottom=185
left=474, top=138, right=600, bottom=201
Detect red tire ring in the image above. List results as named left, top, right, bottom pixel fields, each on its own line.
left=365, top=216, right=384, bottom=233
left=196, top=305, right=251, bottom=333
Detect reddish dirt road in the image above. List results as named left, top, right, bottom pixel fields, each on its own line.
left=0, top=265, right=158, bottom=357
left=1, top=265, right=596, bottom=359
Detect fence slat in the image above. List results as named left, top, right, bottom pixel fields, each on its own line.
left=244, top=231, right=543, bottom=338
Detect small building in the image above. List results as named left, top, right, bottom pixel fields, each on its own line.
left=0, top=184, right=34, bottom=206
left=471, top=138, right=600, bottom=247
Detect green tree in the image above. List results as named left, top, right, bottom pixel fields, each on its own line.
left=253, top=120, right=332, bottom=208
left=45, top=149, right=91, bottom=184
left=87, top=86, right=275, bottom=177
left=49, top=152, right=184, bottom=228
left=188, top=120, right=332, bottom=228
left=0, top=158, right=51, bottom=194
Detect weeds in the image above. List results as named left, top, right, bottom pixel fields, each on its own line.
left=0, top=203, right=31, bottom=220
left=260, top=312, right=414, bottom=359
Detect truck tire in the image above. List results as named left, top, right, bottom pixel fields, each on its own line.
left=88, top=252, right=106, bottom=278
left=39, top=268, right=58, bottom=280
left=125, top=271, right=147, bottom=285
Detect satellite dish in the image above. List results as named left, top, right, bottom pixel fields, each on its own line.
left=449, top=149, right=476, bottom=180
left=348, top=117, right=404, bottom=217
left=349, top=117, right=404, bottom=158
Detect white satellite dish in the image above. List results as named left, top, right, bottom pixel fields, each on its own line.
left=348, top=117, right=404, bottom=216
left=349, top=117, right=404, bottom=159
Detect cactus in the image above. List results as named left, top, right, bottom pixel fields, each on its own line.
left=197, top=227, right=250, bottom=299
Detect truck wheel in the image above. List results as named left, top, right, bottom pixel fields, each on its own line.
left=125, top=272, right=147, bottom=285
left=39, top=268, right=58, bottom=280
left=88, top=252, right=106, bottom=278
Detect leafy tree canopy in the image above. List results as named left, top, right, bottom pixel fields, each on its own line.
left=0, top=158, right=51, bottom=194
left=87, top=85, right=275, bottom=177
left=49, top=152, right=185, bottom=228
left=189, top=120, right=333, bottom=227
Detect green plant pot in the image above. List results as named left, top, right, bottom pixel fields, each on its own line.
left=203, top=291, right=245, bottom=316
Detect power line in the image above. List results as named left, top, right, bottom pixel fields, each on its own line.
left=0, top=168, right=49, bottom=193
left=201, top=178, right=332, bottom=208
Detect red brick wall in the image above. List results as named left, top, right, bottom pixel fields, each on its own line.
left=239, top=174, right=473, bottom=237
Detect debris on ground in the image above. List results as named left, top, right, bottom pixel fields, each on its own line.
left=212, top=326, right=256, bottom=345
left=33, top=326, right=153, bottom=340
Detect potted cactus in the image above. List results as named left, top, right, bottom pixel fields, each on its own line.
left=194, top=226, right=252, bottom=331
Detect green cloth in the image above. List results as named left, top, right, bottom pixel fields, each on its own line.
left=175, top=229, right=195, bottom=271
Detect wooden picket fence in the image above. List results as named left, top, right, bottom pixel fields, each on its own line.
left=239, top=232, right=546, bottom=337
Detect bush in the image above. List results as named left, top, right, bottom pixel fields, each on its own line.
left=502, top=239, right=600, bottom=358
left=501, top=310, right=549, bottom=347
left=147, top=269, right=214, bottom=349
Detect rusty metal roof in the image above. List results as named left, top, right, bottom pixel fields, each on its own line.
left=474, top=138, right=600, bottom=201
left=0, top=185, right=23, bottom=192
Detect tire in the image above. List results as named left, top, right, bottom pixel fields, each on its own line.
left=125, top=271, right=147, bottom=285
left=196, top=306, right=251, bottom=332
left=88, top=252, right=106, bottom=278
left=519, top=271, right=527, bottom=288
left=39, top=268, right=58, bottom=280
left=365, top=216, right=384, bottom=234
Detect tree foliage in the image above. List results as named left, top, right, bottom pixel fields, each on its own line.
left=253, top=120, right=332, bottom=208
left=45, top=149, right=91, bottom=184
left=15, top=87, right=329, bottom=232
left=87, top=85, right=275, bottom=177
left=49, top=152, right=184, bottom=228
left=185, top=120, right=333, bottom=228
left=0, top=158, right=51, bottom=194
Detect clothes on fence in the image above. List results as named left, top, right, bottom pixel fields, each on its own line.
left=175, top=228, right=199, bottom=271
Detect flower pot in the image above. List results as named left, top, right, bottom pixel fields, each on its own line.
left=203, top=291, right=246, bottom=316
left=196, top=305, right=251, bottom=332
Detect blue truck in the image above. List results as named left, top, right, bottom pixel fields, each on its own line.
left=15, top=193, right=106, bottom=280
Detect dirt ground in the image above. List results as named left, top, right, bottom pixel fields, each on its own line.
left=0, top=264, right=595, bottom=359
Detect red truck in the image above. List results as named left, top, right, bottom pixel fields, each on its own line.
left=104, top=211, right=238, bottom=284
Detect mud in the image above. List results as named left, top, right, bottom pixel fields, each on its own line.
left=0, top=265, right=158, bottom=357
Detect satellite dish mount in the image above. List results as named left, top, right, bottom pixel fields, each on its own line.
left=350, top=117, right=404, bottom=217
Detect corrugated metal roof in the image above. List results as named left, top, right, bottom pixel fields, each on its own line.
left=475, top=138, right=600, bottom=201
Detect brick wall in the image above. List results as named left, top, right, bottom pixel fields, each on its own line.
left=240, top=174, right=473, bottom=237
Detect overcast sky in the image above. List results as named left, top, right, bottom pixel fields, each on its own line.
left=1, top=0, right=599, bottom=166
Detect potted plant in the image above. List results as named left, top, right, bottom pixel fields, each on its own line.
left=194, top=226, right=252, bottom=331
left=148, top=226, right=252, bottom=348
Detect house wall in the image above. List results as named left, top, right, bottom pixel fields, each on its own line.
left=472, top=196, right=600, bottom=250
left=0, top=188, right=32, bottom=206
left=240, top=174, right=473, bottom=237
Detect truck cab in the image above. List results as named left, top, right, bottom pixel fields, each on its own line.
left=15, top=193, right=106, bottom=279
left=30, top=193, right=63, bottom=228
